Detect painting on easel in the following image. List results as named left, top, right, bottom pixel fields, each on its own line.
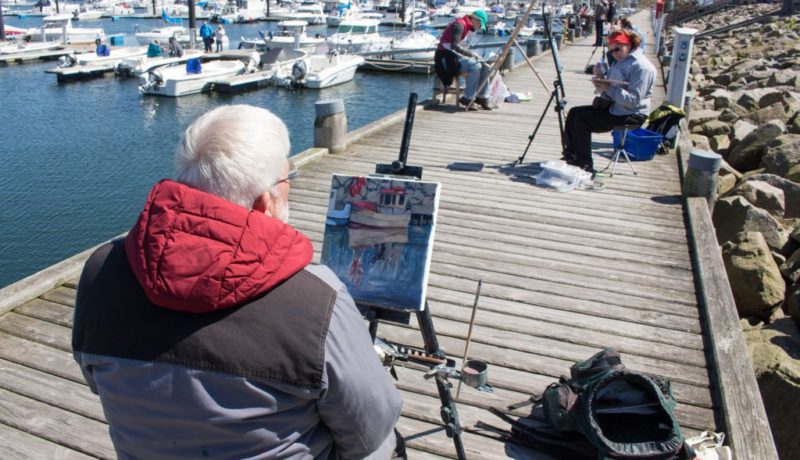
left=321, top=174, right=441, bottom=312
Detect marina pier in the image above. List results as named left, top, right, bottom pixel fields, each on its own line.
left=0, top=11, right=776, bottom=459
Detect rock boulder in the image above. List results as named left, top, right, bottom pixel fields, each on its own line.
left=713, top=196, right=788, bottom=251
left=722, top=232, right=786, bottom=319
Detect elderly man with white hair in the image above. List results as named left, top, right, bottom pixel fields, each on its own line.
left=72, top=105, right=404, bottom=459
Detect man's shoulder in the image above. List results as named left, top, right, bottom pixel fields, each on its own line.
left=302, top=264, right=345, bottom=292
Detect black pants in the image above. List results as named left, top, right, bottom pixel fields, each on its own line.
left=563, top=105, right=642, bottom=170
left=595, top=19, right=604, bottom=46
left=202, top=37, right=213, bottom=52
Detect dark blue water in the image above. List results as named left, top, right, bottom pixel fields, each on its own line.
left=0, top=16, right=436, bottom=288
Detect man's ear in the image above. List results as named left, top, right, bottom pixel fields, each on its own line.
left=252, top=191, right=275, bottom=216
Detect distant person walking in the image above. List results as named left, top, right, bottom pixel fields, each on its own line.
left=594, top=0, right=608, bottom=46
left=215, top=24, right=226, bottom=52
left=199, top=21, right=214, bottom=52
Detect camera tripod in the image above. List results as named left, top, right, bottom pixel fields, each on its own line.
left=517, top=9, right=568, bottom=165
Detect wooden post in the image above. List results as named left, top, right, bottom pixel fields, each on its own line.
left=683, top=149, right=721, bottom=213
left=314, top=99, right=347, bottom=154
left=0, top=0, right=5, bottom=41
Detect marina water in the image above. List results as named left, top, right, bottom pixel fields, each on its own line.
left=0, top=16, right=436, bottom=288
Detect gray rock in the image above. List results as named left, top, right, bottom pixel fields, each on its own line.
left=767, top=70, right=800, bottom=89
left=780, top=249, right=800, bottom=283
left=688, top=109, right=722, bottom=130
left=690, top=134, right=712, bottom=151
left=719, top=108, right=740, bottom=124
left=733, top=180, right=786, bottom=216
left=710, top=134, right=731, bottom=153
left=692, top=120, right=731, bottom=137
left=709, top=88, right=735, bottom=109
left=761, top=137, right=800, bottom=178
left=727, top=120, right=787, bottom=172
left=730, top=119, right=758, bottom=151
left=721, top=232, right=786, bottom=319
left=790, top=112, right=800, bottom=135
left=713, top=196, right=789, bottom=252
left=745, top=318, right=800, bottom=460
left=745, top=174, right=800, bottom=219
left=742, top=102, right=789, bottom=126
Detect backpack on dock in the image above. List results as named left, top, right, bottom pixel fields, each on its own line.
left=645, top=103, right=686, bottom=154
left=488, top=349, right=691, bottom=460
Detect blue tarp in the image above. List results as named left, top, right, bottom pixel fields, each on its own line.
left=186, top=58, right=202, bottom=74
left=161, top=9, right=182, bottom=24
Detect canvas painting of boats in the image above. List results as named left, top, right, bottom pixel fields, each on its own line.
left=321, top=174, right=440, bottom=312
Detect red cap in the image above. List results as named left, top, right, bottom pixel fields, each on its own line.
left=608, top=31, right=631, bottom=46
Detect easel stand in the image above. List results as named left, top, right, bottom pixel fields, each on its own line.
left=517, top=9, right=568, bottom=165
left=366, top=93, right=468, bottom=460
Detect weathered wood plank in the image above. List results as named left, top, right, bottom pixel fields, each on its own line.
left=0, top=332, right=86, bottom=383
left=685, top=197, right=778, bottom=457
left=39, top=286, right=77, bottom=307
left=0, top=423, right=96, bottom=460
left=0, top=358, right=104, bottom=422
left=0, top=387, right=114, bottom=459
left=0, top=312, right=72, bottom=352
left=15, top=298, right=74, bottom=327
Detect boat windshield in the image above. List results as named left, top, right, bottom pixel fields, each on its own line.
left=44, top=18, right=70, bottom=27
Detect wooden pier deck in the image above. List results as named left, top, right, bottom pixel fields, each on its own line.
left=0, top=12, right=775, bottom=459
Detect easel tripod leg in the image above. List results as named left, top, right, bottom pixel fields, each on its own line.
left=416, top=304, right=468, bottom=460
left=518, top=90, right=556, bottom=164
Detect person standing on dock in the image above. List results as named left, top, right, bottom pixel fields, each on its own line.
left=562, top=30, right=655, bottom=176
left=594, top=0, right=608, bottom=46
left=434, top=9, right=493, bottom=111
left=200, top=20, right=214, bottom=52
left=215, top=24, right=226, bottom=52
left=72, top=105, right=404, bottom=460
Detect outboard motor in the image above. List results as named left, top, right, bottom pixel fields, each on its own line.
left=138, top=71, right=162, bottom=93
left=289, top=59, right=307, bottom=90
left=58, top=54, right=78, bottom=68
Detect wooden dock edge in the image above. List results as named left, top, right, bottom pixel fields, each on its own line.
left=0, top=237, right=117, bottom=318
left=677, top=123, right=779, bottom=458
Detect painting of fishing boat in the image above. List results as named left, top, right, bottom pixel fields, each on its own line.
left=321, top=174, right=440, bottom=312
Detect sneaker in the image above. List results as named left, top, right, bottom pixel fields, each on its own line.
left=458, top=97, right=480, bottom=111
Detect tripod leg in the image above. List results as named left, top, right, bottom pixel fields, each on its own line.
left=417, top=304, right=467, bottom=460
left=621, top=149, right=638, bottom=175
left=518, top=90, right=556, bottom=164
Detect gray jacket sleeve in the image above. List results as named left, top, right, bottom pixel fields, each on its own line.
left=311, top=266, right=403, bottom=459
left=605, top=59, right=653, bottom=111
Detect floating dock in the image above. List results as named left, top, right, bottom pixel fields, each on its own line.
left=211, top=69, right=277, bottom=93
left=45, top=63, right=117, bottom=83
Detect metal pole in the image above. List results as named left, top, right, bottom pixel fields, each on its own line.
left=188, top=0, right=197, bottom=49
left=0, top=0, right=5, bottom=41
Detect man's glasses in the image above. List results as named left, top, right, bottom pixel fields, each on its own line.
left=610, top=47, right=624, bottom=52
left=274, top=169, right=299, bottom=186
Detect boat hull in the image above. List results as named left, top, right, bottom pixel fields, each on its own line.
left=140, top=60, right=246, bottom=97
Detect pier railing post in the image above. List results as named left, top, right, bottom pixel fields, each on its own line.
left=314, top=99, right=348, bottom=154
left=683, top=149, right=721, bottom=214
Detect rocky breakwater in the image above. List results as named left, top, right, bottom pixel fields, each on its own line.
left=682, top=6, right=800, bottom=457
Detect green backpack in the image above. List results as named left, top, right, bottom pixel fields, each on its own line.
left=492, top=349, right=689, bottom=460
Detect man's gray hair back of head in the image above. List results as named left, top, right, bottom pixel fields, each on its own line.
left=175, top=105, right=290, bottom=208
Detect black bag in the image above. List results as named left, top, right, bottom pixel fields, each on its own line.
left=489, top=349, right=691, bottom=460
left=592, top=96, right=613, bottom=110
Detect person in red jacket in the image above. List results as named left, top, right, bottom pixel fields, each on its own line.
left=72, top=105, right=404, bottom=459
left=434, top=9, right=492, bottom=111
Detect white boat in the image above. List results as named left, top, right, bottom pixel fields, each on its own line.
left=72, top=8, right=104, bottom=20
left=25, top=14, right=105, bottom=44
left=233, top=0, right=268, bottom=22
left=59, top=46, right=149, bottom=68
left=139, top=58, right=250, bottom=96
left=116, top=50, right=205, bottom=77
left=0, top=40, right=63, bottom=55
left=135, top=25, right=189, bottom=46
left=348, top=191, right=411, bottom=227
left=274, top=49, right=363, bottom=88
left=284, top=3, right=327, bottom=25
left=2, top=25, right=28, bottom=38
left=395, top=7, right=429, bottom=26
left=326, top=18, right=391, bottom=54
left=381, top=29, right=437, bottom=60
left=325, top=3, right=362, bottom=27
left=265, top=20, right=326, bottom=51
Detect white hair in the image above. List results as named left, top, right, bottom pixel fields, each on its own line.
left=174, top=105, right=290, bottom=208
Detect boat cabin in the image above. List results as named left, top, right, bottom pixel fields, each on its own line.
left=334, top=18, right=381, bottom=36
